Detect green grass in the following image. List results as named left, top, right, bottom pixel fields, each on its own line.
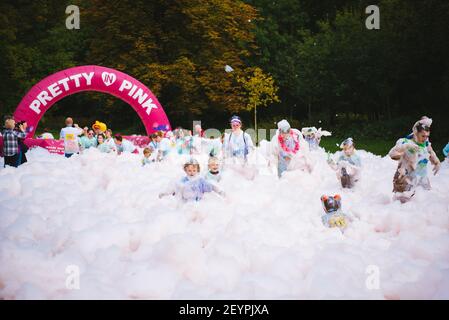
left=320, top=136, right=447, bottom=158
left=319, top=137, right=396, bottom=156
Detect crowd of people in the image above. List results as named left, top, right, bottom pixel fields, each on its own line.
left=1, top=114, right=448, bottom=230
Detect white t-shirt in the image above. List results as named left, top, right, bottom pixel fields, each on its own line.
left=60, top=126, right=83, bottom=154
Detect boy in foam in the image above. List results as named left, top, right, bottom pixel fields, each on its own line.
left=141, top=147, right=155, bottom=166
left=328, top=138, right=362, bottom=188
left=159, top=158, right=225, bottom=202
left=113, top=134, right=136, bottom=155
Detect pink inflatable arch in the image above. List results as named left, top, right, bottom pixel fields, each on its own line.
left=13, top=65, right=171, bottom=137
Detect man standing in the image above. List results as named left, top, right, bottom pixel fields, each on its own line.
left=60, top=117, right=83, bottom=158
left=2, top=118, right=26, bottom=167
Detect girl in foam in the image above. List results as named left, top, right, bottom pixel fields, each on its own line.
left=158, top=158, right=225, bottom=203
left=327, top=138, right=362, bottom=188
left=389, top=117, right=441, bottom=203
left=222, top=115, right=254, bottom=164
left=96, top=133, right=111, bottom=153
left=269, top=119, right=312, bottom=178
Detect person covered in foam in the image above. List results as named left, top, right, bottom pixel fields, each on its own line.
left=204, top=156, right=222, bottom=183
left=328, top=137, right=362, bottom=188
left=269, top=119, right=312, bottom=178
left=222, top=115, right=254, bottom=164
left=301, top=126, right=331, bottom=151
left=159, top=158, right=225, bottom=202
left=388, top=117, right=441, bottom=203
left=320, top=194, right=350, bottom=231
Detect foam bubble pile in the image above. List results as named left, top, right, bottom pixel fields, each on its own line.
left=1, top=146, right=448, bottom=299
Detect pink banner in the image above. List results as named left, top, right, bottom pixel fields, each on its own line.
left=13, top=65, right=171, bottom=137
left=1, top=136, right=150, bottom=156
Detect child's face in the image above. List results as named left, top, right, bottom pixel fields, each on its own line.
left=208, top=161, right=219, bottom=172
left=343, top=145, right=354, bottom=156
left=144, top=152, right=151, bottom=158
left=97, top=136, right=104, bottom=144
left=185, top=165, right=198, bottom=177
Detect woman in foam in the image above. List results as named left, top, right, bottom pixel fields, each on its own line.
left=269, top=119, right=312, bottom=178
left=222, top=115, right=254, bottom=163
left=389, top=117, right=441, bottom=202
left=159, top=158, right=225, bottom=203
left=96, top=133, right=111, bottom=153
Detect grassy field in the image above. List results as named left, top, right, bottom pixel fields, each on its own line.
left=320, top=136, right=447, bottom=158
left=319, top=137, right=396, bottom=156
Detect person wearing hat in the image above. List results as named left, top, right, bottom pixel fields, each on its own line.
left=269, top=119, right=311, bottom=177
left=388, top=117, right=441, bottom=202
left=223, top=115, right=254, bottom=163
left=327, top=137, right=362, bottom=188
left=158, top=158, right=225, bottom=202
left=301, top=127, right=332, bottom=151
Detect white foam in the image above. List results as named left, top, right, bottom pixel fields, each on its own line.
left=0, top=146, right=448, bottom=299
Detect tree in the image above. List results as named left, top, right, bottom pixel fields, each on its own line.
left=237, top=67, right=279, bottom=143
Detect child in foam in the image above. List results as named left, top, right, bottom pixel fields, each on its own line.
left=320, top=194, right=349, bottom=230
left=269, top=119, right=312, bottom=178
left=159, top=158, right=225, bottom=202
left=104, top=129, right=116, bottom=148
left=204, top=157, right=222, bottom=183
left=205, top=135, right=222, bottom=158
left=389, top=117, right=440, bottom=203
left=302, top=127, right=332, bottom=151
left=141, top=147, right=155, bottom=166
left=328, top=138, right=362, bottom=188
left=174, top=127, right=193, bottom=155
left=113, top=134, right=136, bottom=155
left=148, top=132, right=165, bottom=161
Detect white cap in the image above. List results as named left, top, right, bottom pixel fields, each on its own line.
left=277, top=119, right=291, bottom=133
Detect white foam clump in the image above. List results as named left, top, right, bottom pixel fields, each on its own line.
left=0, top=145, right=449, bottom=299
